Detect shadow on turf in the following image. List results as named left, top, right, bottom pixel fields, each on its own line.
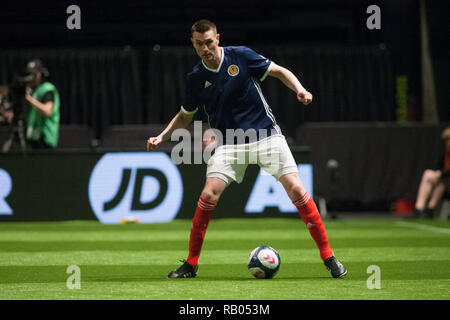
left=2, top=260, right=448, bottom=284
left=0, top=264, right=333, bottom=284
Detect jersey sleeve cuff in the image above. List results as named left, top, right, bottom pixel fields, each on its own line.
left=259, top=61, right=274, bottom=82
left=181, top=106, right=198, bottom=115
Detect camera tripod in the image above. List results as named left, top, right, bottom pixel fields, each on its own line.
left=2, top=117, right=27, bottom=153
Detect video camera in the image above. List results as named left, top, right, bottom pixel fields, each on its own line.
left=0, top=75, right=30, bottom=152
left=5, top=74, right=31, bottom=120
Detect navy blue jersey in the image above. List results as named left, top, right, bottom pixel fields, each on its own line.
left=182, top=46, right=281, bottom=143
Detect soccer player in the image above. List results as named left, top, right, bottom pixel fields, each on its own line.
left=147, top=19, right=347, bottom=279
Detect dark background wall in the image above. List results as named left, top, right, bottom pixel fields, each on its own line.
left=1, top=0, right=448, bottom=139
left=0, top=0, right=416, bottom=47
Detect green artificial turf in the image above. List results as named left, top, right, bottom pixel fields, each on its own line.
left=0, top=218, right=448, bottom=300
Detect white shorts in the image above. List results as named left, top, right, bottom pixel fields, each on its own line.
left=206, top=134, right=298, bottom=184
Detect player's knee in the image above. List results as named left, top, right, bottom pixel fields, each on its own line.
left=422, top=170, right=432, bottom=179
left=288, top=184, right=304, bottom=200
left=422, top=170, right=438, bottom=184
left=200, top=189, right=220, bottom=203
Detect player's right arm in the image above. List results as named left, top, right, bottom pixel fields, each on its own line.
left=146, top=108, right=194, bottom=151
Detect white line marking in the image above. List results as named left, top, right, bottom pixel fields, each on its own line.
left=396, top=221, right=450, bottom=235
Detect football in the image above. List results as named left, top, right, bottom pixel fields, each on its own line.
left=248, top=246, right=281, bottom=279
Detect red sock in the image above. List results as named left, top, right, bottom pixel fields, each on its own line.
left=293, top=192, right=334, bottom=261
left=186, top=196, right=216, bottom=267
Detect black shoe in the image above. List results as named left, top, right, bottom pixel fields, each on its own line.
left=424, top=208, right=434, bottom=219
left=168, top=260, right=198, bottom=278
left=413, top=208, right=434, bottom=219
left=413, top=209, right=427, bottom=219
left=324, top=256, right=347, bottom=278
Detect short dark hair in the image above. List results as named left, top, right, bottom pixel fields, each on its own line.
left=191, top=19, right=217, bottom=36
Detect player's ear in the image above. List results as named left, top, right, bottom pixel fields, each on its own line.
left=216, top=33, right=220, bottom=44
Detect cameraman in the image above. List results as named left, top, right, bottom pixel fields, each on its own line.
left=23, top=59, right=60, bottom=149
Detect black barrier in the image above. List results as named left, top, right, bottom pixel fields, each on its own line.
left=0, top=149, right=310, bottom=222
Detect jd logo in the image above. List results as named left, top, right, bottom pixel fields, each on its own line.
left=88, top=153, right=183, bottom=224
left=103, top=168, right=168, bottom=212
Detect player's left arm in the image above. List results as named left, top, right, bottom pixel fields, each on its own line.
left=268, top=63, right=312, bottom=106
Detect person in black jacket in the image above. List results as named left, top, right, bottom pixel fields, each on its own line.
left=414, top=127, right=450, bottom=218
